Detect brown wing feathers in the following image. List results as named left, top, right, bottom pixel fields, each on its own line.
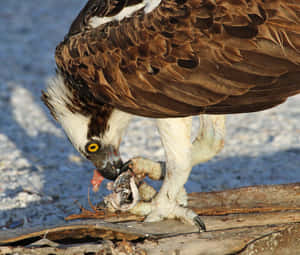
left=55, top=0, right=300, bottom=118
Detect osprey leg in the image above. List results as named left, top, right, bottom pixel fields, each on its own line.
left=130, top=117, right=207, bottom=230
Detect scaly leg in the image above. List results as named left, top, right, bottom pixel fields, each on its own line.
left=129, top=117, right=206, bottom=230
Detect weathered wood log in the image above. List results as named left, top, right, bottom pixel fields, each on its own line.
left=140, top=223, right=300, bottom=255
left=188, top=182, right=300, bottom=211
left=0, top=183, right=299, bottom=254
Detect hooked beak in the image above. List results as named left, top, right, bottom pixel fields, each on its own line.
left=91, top=145, right=124, bottom=180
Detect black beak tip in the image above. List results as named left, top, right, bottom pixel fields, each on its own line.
left=97, top=160, right=129, bottom=181
left=98, top=167, right=119, bottom=180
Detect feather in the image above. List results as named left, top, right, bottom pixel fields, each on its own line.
left=54, top=0, right=300, bottom=118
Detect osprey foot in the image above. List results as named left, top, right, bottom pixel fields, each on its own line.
left=130, top=198, right=206, bottom=232
left=123, top=157, right=165, bottom=181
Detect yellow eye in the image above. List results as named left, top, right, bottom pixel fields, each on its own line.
left=87, top=142, right=100, bottom=153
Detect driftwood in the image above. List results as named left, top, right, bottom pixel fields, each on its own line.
left=0, top=183, right=299, bottom=254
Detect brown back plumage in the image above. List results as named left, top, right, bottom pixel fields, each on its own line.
left=55, top=0, right=300, bottom=118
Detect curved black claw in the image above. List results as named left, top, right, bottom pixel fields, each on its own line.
left=158, top=161, right=166, bottom=180
left=193, top=215, right=206, bottom=232
left=120, top=160, right=133, bottom=173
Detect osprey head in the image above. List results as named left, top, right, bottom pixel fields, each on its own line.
left=42, top=73, right=132, bottom=180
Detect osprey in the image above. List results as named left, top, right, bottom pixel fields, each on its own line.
left=43, top=0, right=300, bottom=231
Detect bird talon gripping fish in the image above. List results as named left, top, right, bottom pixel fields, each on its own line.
left=43, top=0, right=300, bottom=231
